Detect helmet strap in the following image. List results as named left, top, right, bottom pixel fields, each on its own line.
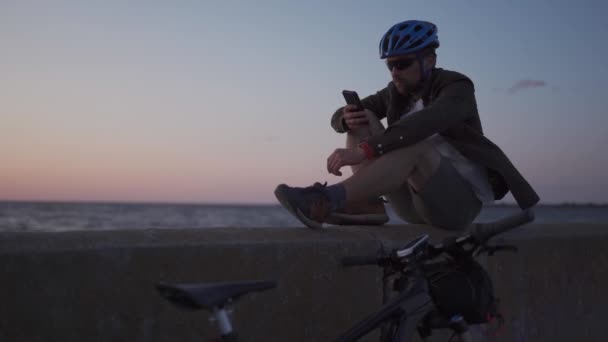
left=415, top=51, right=432, bottom=82
left=413, top=51, right=431, bottom=92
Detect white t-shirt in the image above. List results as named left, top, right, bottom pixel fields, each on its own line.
left=403, top=99, right=495, bottom=203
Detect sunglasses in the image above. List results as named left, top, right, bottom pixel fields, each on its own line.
left=386, top=58, right=416, bottom=71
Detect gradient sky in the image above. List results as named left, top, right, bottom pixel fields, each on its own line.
left=1, top=0, right=607, bottom=204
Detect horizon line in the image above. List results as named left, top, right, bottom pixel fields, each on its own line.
left=1, top=198, right=607, bottom=207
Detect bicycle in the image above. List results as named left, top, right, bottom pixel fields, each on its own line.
left=156, top=209, right=534, bottom=342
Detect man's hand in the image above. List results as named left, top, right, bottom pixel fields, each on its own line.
left=327, top=147, right=366, bottom=176
left=343, top=105, right=376, bottom=130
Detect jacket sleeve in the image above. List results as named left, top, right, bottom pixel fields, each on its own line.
left=330, top=88, right=389, bottom=133
left=366, top=79, right=477, bottom=156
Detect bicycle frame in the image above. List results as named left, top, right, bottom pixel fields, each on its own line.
left=335, top=276, right=434, bottom=341
left=336, top=275, right=474, bottom=341
left=158, top=211, right=534, bottom=342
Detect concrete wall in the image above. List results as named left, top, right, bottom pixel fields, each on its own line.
left=0, top=224, right=606, bottom=342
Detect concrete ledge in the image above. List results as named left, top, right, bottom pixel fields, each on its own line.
left=1, top=224, right=606, bottom=341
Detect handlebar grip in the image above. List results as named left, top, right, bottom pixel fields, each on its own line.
left=341, top=255, right=379, bottom=267
left=473, top=209, right=535, bottom=242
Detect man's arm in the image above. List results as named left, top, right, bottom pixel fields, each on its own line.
left=365, top=79, right=477, bottom=156
left=330, top=88, right=389, bottom=133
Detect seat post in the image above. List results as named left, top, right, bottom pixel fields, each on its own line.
left=212, top=307, right=233, bottom=335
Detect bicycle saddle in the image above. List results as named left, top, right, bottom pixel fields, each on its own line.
left=156, top=280, right=277, bottom=311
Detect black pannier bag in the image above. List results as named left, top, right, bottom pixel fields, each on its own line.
left=424, top=258, right=500, bottom=324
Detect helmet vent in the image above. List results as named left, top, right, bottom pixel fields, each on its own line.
left=410, top=39, right=423, bottom=49
left=382, top=38, right=390, bottom=53
left=395, top=34, right=411, bottom=50
left=391, top=35, right=399, bottom=48
left=395, top=37, right=407, bottom=49
left=414, top=25, right=422, bottom=32
left=399, top=23, right=409, bottom=31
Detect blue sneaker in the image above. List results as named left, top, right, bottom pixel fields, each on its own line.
left=274, top=183, right=332, bottom=230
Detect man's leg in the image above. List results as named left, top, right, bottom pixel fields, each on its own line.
left=384, top=184, right=426, bottom=224
left=274, top=114, right=477, bottom=230
left=321, top=115, right=391, bottom=226
left=339, top=113, right=441, bottom=224
left=406, top=157, right=482, bottom=230
left=340, top=140, right=441, bottom=201
left=340, top=143, right=482, bottom=230
left=341, top=112, right=441, bottom=202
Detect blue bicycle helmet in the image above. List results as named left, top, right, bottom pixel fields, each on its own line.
left=379, top=20, right=439, bottom=59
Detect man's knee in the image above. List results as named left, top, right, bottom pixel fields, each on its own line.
left=345, top=113, right=385, bottom=139
left=406, top=143, right=441, bottom=191
left=406, top=140, right=438, bottom=157
left=366, top=140, right=440, bottom=192
left=380, top=140, right=439, bottom=166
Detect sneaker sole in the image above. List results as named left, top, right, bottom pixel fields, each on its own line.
left=274, top=184, right=323, bottom=230
left=325, top=213, right=389, bottom=226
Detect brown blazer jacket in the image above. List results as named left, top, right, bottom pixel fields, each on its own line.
left=331, top=68, right=539, bottom=209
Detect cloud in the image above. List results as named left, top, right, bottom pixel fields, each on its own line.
left=508, top=80, right=547, bottom=94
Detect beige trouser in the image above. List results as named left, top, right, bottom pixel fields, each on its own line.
left=343, top=113, right=481, bottom=231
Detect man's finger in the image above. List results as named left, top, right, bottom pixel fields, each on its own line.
left=346, top=119, right=369, bottom=127
left=350, top=111, right=367, bottom=118
left=329, top=153, right=343, bottom=174
left=327, top=154, right=337, bottom=174
left=348, top=117, right=369, bottom=124
left=344, top=113, right=365, bottom=122
left=331, top=164, right=342, bottom=176
left=343, top=105, right=356, bottom=113
left=344, top=104, right=361, bottom=112
left=333, top=160, right=344, bottom=176
left=330, top=157, right=342, bottom=175
left=348, top=121, right=370, bottom=129
left=329, top=157, right=338, bottom=174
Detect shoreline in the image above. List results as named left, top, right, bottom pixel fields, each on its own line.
left=1, top=200, right=607, bottom=207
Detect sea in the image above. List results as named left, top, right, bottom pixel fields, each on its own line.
left=1, top=201, right=607, bottom=232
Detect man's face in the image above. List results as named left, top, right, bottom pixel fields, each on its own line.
left=386, top=53, right=434, bottom=95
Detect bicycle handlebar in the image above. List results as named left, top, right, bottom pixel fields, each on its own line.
left=341, top=209, right=535, bottom=268
left=470, top=208, right=534, bottom=243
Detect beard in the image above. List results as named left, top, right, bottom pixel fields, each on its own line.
left=393, top=80, right=409, bottom=94
left=393, top=78, right=422, bottom=96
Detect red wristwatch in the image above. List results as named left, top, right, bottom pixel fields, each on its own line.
left=357, top=140, right=375, bottom=160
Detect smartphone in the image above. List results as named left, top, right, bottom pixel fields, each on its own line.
left=342, top=90, right=364, bottom=111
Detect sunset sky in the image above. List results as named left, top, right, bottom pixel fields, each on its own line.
left=1, top=0, right=607, bottom=204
